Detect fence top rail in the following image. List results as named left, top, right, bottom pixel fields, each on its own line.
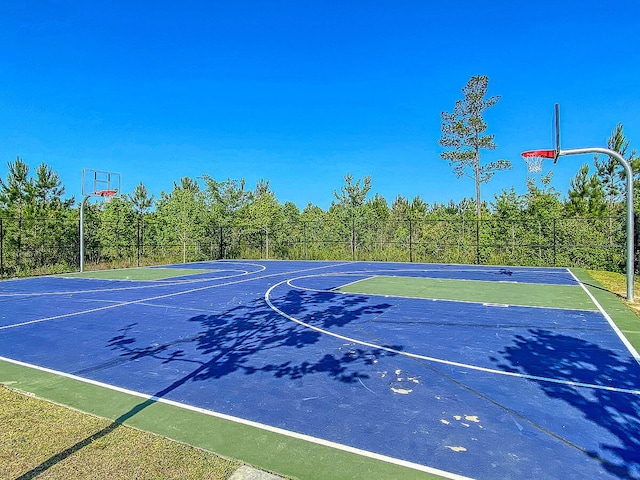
left=0, top=214, right=629, bottom=223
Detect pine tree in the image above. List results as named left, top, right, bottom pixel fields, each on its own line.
left=128, top=182, right=155, bottom=216
left=566, top=164, right=606, bottom=216
left=594, top=123, right=637, bottom=215
left=0, top=157, right=33, bottom=215
left=439, top=75, right=511, bottom=220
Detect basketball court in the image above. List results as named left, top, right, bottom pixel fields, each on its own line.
left=1, top=260, right=639, bottom=479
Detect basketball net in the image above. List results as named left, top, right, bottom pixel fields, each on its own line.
left=96, top=190, right=117, bottom=203
left=524, top=155, right=545, bottom=174
left=521, top=149, right=555, bottom=174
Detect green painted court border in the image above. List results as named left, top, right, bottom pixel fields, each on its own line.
left=0, top=359, right=446, bottom=480
left=571, top=268, right=640, bottom=352
left=57, top=267, right=220, bottom=281
left=338, top=274, right=596, bottom=311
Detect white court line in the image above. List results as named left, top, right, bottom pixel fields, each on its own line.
left=77, top=297, right=215, bottom=315
left=0, top=262, right=351, bottom=331
left=567, top=268, right=640, bottom=364
left=328, top=275, right=376, bottom=291
left=266, top=277, right=640, bottom=396
left=348, top=264, right=576, bottom=277
left=0, top=262, right=267, bottom=297
left=0, top=270, right=254, bottom=296
left=0, top=355, right=475, bottom=480
left=307, top=267, right=579, bottom=287
left=285, top=272, right=599, bottom=312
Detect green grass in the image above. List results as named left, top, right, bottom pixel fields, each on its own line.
left=339, top=275, right=596, bottom=310
left=0, top=385, right=242, bottom=480
left=586, top=269, right=640, bottom=310
left=58, top=267, right=218, bottom=281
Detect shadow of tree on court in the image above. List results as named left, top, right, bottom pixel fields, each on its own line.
left=15, top=289, right=398, bottom=478
left=492, top=328, right=640, bottom=480
left=106, top=287, right=399, bottom=387
left=20, top=283, right=401, bottom=478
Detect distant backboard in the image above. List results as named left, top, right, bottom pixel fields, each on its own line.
left=82, top=168, right=121, bottom=197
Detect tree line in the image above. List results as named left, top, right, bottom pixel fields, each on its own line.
left=0, top=75, right=637, bottom=276
left=0, top=156, right=635, bottom=277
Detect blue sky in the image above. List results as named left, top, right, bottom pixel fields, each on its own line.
left=1, top=1, right=639, bottom=210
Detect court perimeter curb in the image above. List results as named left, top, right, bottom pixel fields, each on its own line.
left=230, top=465, right=284, bottom=479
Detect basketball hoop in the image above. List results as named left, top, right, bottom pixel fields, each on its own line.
left=96, top=190, right=116, bottom=197
left=96, top=190, right=117, bottom=203
left=521, top=149, right=555, bottom=174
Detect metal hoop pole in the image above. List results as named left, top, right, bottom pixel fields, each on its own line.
left=560, top=147, right=634, bottom=301
left=79, top=194, right=90, bottom=273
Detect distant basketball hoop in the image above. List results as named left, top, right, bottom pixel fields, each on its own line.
left=80, top=169, right=122, bottom=272
left=96, top=189, right=117, bottom=202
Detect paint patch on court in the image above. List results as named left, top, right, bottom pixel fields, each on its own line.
left=445, top=446, right=467, bottom=452
left=389, top=369, right=420, bottom=394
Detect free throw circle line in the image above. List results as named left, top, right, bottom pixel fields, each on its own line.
left=0, top=262, right=350, bottom=331
left=265, top=277, right=640, bottom=396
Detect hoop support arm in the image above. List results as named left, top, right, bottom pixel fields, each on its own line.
left=559, top=147, right=635, bottom=301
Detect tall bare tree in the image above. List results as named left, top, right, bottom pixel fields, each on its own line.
left=439, top=75, right=511, bottom=219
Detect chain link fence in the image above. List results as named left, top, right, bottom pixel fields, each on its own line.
left=0, top=215, right=633, bottom=278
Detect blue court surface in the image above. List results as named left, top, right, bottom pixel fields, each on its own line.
left=1, top=260, right=639, bottom=479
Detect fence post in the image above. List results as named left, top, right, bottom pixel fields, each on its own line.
left=351, top=217, right=355, bottom=261
left=17, top=216, right=22, bottom=270
left=0, top=218, right=3, bottom=276
left=409, top=218, right=413, bottom=263
left=303, top=222, right=307, bottom=260
left=219, top=225, right=224, bottom=260
left=137, top=216, right=142, bottom=267
left=538, top=221, right=543, bottom=263
left=553, top=218, right=557, bottom=267
left=476, top=219, right=480, bottom=265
